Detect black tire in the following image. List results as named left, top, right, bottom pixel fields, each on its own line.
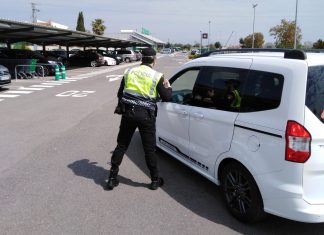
left=125, top=57, right=130, bottom=63
left=90, top=61, right=97, bottom=67
left=220, top=162, right=266, bottom=223
left=36, top=66, right=49, bottom=77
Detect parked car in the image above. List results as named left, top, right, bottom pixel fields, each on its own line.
left=116, top=49, right=137, bottom=63
left=86, top=49, right=120, bottom=65
left=0, top=48, right=60, bottom=77
left=0, top=64, right=11, bottom=87
left=134, top=51, right=142, bottom=61
left=156, top=49, right=324, bottom=223
left=160, top=48, right=172, bottom=54
left=37, top=50, right=68, bottom=66
left=67, top=51, right=105, bottom=67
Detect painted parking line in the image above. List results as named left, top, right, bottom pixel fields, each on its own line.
left=4, top=90, right=33, bottom=94
left=19, top=87, right=44, bottom=91
left=67, top=77, right=88, bottom=79
left=45, top=81, right=71, bottom=84
left=107, top=75, right=123, bottom=82
left=0, top=94, right=20, bottom=98
left=30, top=85, right=54, bottom=88
left=41, top=83, right=62, bottom=86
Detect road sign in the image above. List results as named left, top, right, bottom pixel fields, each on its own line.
left=202, top=33, right=208, bottom=39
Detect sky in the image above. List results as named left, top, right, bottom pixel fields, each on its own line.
left=1, top=0, right=323, bottom=46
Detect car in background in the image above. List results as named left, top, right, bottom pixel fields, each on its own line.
left=67, top=50, right=105, bottom=67
left=116, top=49, right=137, bottom=63
left=37, top=50, right=68, bottom=66
left=0, top=64, right=11, bottom=87
left=0, top=48, right=60, bottom=77
left=160, top=48, right=172, bottom=54
left=87, top=49, right=121, bottom=65
left=134, top=51, right=142, bottom=61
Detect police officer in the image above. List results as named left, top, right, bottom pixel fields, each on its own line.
left=106, top=47, right=172, bottom=190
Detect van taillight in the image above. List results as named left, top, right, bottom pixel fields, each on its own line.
left=285, top=121, right=311, bottom=163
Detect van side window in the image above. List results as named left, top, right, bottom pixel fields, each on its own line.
left=306, top=66, right=324, bottom=123
left=240, top=70, right=284, bottom=112
left=169, top=68, right=200, bottom=105
left=191, top=66, right=248, bottom=112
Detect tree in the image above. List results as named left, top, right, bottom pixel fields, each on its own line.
left=269, top=19, right=302, bottom=48
left=214, top=41, right=221, bottom=49
left=242, top=32, right=264, bottom=48
left=91, top=19, right=106, bottom=35
left=76, top=12, right=86, bottom=32
left=313, top=39, right=324, bottom=49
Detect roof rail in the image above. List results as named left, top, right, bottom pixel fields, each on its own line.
left=199, top=48, right=308, bottom=60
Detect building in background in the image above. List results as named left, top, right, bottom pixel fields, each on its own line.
left=108, top=30, right=165, bottom=50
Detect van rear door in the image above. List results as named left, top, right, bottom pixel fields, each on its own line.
left=303, top=65, right=324, bottom=204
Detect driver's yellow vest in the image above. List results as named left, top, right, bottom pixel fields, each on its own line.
left=123, top=65, right=162, bottom=100
left=231, top=89, right=241, bottom=108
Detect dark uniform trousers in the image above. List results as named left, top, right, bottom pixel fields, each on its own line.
left=110, top=105, right=159, bottom=180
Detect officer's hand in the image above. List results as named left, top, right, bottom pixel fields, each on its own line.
left=163, top=79, right=171, bottom=88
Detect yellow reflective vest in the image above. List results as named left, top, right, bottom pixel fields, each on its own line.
left=230, top=89, right=241, bottom=108
left=123, top=65, right=163, bottom=100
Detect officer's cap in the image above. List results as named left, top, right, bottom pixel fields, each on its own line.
left=142, top=48, right=156, bottom=57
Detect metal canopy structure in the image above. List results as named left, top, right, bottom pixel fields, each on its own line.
left=0, top=19, right=148, bottom=48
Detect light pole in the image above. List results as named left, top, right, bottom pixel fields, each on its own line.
left=208, top=20, right=211, bottom=51
left=294, top=0, right=299, bottom=49
left=252, top=4, right=258, bottom=48
left=200, top=30, right=202, bottom=53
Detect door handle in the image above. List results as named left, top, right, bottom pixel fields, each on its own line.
left=192, top=112, right=204, bottom=119
left=176, top=109, right=188, bottom=116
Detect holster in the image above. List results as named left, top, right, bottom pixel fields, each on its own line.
left=114, top=101, right=125, bottom=115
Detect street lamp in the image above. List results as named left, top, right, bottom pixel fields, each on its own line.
left=208, top=20, right=211, bottom=51
left=252, top=3, right=258, bottom=48
left=294, top=0, right=299, bottom=49
left=200, top=30, right=202, bottom=53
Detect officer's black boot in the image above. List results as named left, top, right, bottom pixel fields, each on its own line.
left=105, top=169, right=119, bottom=190
left=149, top=177, right=164, bottom=190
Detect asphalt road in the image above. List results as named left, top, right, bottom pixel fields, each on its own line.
left=1, top=53, right=324, bottom=234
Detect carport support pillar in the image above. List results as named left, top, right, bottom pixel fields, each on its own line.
left=66, top=45, right=70, bottom=58
left=42, top=44, right=46, bottom=51
left=6, top=42, right=11, bottom=49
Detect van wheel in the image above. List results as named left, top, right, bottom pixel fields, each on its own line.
left=125, top=58, right=130, bottom=63
left=220, top=162, right=266, bottom=223
left=90, top=61, right=97, bottom=67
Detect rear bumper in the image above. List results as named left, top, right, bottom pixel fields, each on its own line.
left=0, top=75, right=11, bottom=86
left=264, top=198, right=324, bottom=223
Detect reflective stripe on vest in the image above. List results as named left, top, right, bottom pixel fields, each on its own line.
left=124, top=65, right=162, bottom=99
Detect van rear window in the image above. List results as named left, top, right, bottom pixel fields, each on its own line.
left=306, top=66, right=324, bottom=124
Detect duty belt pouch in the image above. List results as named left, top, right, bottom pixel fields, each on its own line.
left=114, top=100, right=125, bottom=115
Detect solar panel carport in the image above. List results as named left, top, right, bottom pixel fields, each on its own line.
left=0, top=18, right=149, bottom=54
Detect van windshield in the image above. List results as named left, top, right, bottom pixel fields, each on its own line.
left=306, top=66, right=324, bottom=124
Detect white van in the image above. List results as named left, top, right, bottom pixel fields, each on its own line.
left=156, top=49, right=324, bottom=223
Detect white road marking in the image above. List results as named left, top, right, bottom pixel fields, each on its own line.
left=107, top=75, right=123, bottom=82
left=0, top=94, right=20, bottom=98
left=56, top=90, right=96, bottom=98
left=30, top=85, right=54, bottom=88
left=66, top=77, right=87, bottom=79
left=4, top=90, right=33, bottom=94
left=19, top=87, right=44, bottom=91
left=41, top=83, right=62, bottom=86
left=45, top=81, right=71, bottom=84
left=0, top=99, right=4, bottom=102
